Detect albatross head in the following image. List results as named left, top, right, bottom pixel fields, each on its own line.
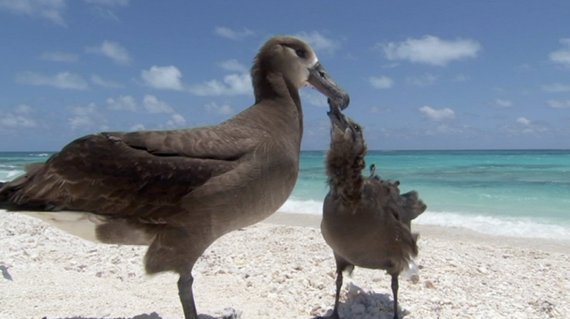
left=327, top=98, right=365, bottom=156
left=252, top=35, right=349, bottom=109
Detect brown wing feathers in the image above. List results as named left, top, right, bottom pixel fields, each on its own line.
left=1, top=133, right=237, bottom=219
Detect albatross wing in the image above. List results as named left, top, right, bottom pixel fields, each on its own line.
left=0, top=130, right=245, bottom=222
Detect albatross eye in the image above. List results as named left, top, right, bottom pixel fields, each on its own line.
left=295, top=48, right=307, bottom=58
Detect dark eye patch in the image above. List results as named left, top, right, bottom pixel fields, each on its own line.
left=295, top=48, right=307, bottom=58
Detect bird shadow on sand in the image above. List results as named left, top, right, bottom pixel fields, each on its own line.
left=311, top=283, right=407, bottom=319
left=44, top=312, right=227, bottom=319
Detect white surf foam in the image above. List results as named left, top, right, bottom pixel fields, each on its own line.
left=277, top=199, right=570, bottom=241
left=0, top=163, right=24, bottom=181
left=416, top=211, right=570, bottom=241
left=277, top=198, right=323, bottom=215
left=0, top=169, right=24, bottom=182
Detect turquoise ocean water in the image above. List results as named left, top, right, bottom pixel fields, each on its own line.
left=1, top=150, right=569, bottom=241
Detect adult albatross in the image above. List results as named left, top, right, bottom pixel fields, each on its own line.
left=0, top=35, right=349, bottom=319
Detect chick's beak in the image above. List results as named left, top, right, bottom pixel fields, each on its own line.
left=327, top=98, right=349, bottom=132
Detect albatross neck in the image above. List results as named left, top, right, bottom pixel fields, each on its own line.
left=251, top=71, right=304, bottom=139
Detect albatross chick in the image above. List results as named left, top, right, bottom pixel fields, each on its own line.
left=319, top=101, right=426, bottom=319
left=0, top=35, right=349, bottom=319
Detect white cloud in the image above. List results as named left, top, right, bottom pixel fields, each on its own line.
left=0, top=113, right=37, bottom=129
left=219, top=59, right=248, bottom=73
left=189, top=73, right=252, bottom=96
left=40, top=51, right=78, bottom=63
left=141, top=65, right=184, bottom=90
left=296, top=31, right=340, bottom=55
left=214, top=26, right=254, bottom=41
left=143, top=95, right=174, bottom=113
left=549, top=38, right=570, bottom=68
left=204, top=102, right=234, bottom=115
left=86, top=40, right=131, bottom=65
left=84, top=0, right=128, bottom=21
left=16, top=71, right=89, bottom=90
left=419, top=106, right=456, bottom=121
left=91, top=75, right=123, bottom=88
left=106, top=95, right=136, bottom=111
left=69, top=103, right=106, bottom=130
left=506, top=116, right=548, bottom=135
left=0, top=0, right=67, bottom=25
left=542, top=83, right=570, bottom=92
left=495, top=99, right=513, bottom=108
left=300, top=90, right=328, bottom=107
left=547, top=100, right=570, bottom=109
left=516, top=117, right=531, bottom=126
left=0, top=105, right=37, bottom=129
left=514, top=117, right=548, bottom=134
left=167, top=113, right=186, bottom=127
left=382, top=35, right=481, bottom=66
left=369, top=76, right=394, bottom=89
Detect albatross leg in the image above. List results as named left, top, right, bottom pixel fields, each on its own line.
left=322, top=255, right=352, bottom=319
left=329, top=267, right=344, bottom=319
left=178, top=273, right=198, bottom=319
left=314, top=267, right=342, bottom=319
left=391, top=274, right=399, bottom=319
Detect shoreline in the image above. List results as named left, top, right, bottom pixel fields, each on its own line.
left=265, top=212, right=570, bottom=254
left=1, top=211, right=569, bottom=318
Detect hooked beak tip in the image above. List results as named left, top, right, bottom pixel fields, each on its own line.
left=307, top=63, right=350, bottom=110
left=339, top=94, right=350, bottom=110
left=328, top=95, right=350, bottom=111
left=327, top=98, right=348, bottom=131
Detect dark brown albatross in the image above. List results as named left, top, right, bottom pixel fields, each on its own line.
left=0, top=35, right=349, bottom=319
left=318, top=101, right=426, bottom=319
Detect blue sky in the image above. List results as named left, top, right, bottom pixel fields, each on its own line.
left=1, top=1, right=569, bottom=151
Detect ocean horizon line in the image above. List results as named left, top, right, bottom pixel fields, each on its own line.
left=1, top=148, right=569, bottom=153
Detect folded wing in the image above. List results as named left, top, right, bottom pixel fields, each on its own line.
left=0, top=130, right=251, bottom=222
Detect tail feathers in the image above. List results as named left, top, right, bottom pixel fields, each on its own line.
left=401, top=258, right=420, bottom=283
left=389, top=222, right=420, bottom=275
left=400, top=191, right=427, bottom=227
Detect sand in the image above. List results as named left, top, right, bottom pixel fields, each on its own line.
left=1, top=211, right=569, bottom=319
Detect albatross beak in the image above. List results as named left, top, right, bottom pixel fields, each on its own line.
left=327, top=98, right=349, bottom=131
left=308, top=62, right=350, bottom=110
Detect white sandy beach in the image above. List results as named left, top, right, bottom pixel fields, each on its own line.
left=1, top=211, right=569, bottom=319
